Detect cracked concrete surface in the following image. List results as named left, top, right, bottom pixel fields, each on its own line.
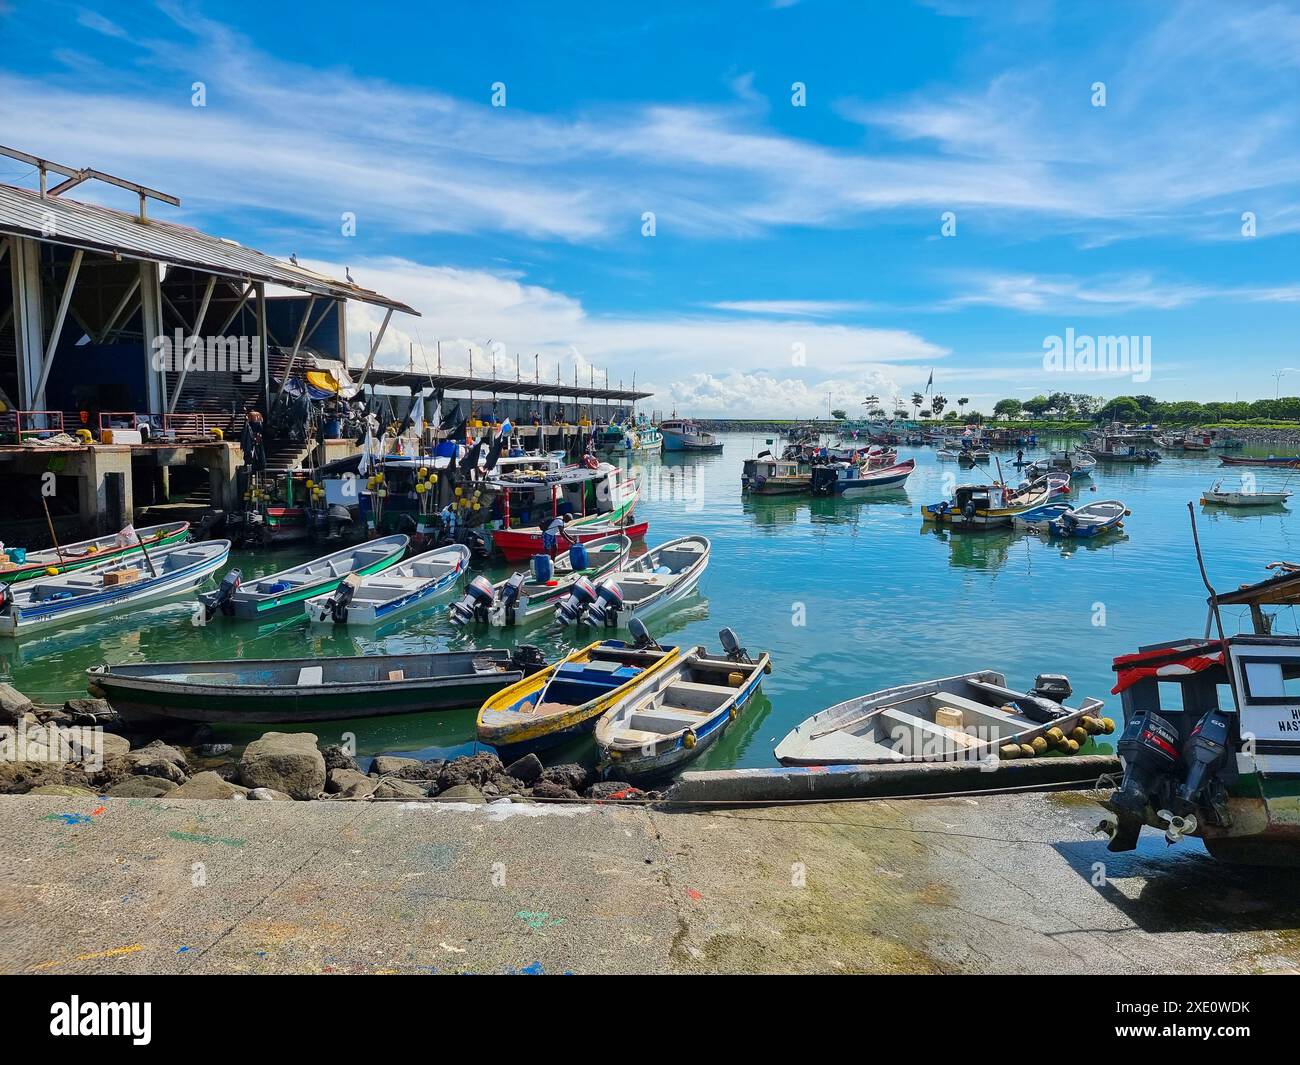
left=3, top=790, right=1299, bottom=974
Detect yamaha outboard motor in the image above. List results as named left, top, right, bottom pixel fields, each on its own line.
left=497, top=572, right=529, bottom=624
left=204, top=569, right=243, bottom=620
left=585, top=579, right=625, bottom=627
left=1175, top=709, right=1235, bottom=827
left=809, top=466, right=838, bottom=496
left=554, top=575, right=598, bottom=625
left=449, top=574, right=496, bottom=626
left=629, top=617, right=660, bottom=650
left=1107, top=710, right=1182, bottom=851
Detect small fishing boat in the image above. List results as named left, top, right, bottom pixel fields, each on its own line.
left=200, top=535, right=409, bottom=620
left=660, top=418, right=723, bottom=452
left=774, top=670, right=1105, bottom=766
left=0, top=521, right=190, bottom=585
left=1029, top=450, right=1095, bottom=478
left=87, top=647, right=548, bottom=724
left=553, top=535, right=710, bottom=629
left=741, top=456, right=809, bottom=494
left=1048, top=499, right=1127, bottom=538
left=491, top=467, right=640, bottom=561
left=1018, top=471, right=1071, bottom=498
left=448, top=534, right=631, bottom=627
left=0, top=540, right=230, bottom=637
left=922, top=482, right=1050, bottom=529
left=596, top=624, right=772, bottom=780
left=1200, top=482, right=1292, bottom=507
left=476, top=634, right=681, bottom=756
left=493, top=516, right=648, bottom=563
left=304, top=545, right=470, bottom=626
left=1220, top=455, right=1300, bottom=468
left=809, top=458, right=915, bottom=496
left=1012, top=501, right=1073, bottom=531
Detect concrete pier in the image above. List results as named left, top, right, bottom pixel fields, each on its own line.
left=3, top=790, right=1297, bottom=974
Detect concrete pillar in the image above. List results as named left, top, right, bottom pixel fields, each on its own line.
left=9, top=237, right=44, bottom=409
left=139, top=261, right=165, bottom=417
left=70, top=447, right=134, bottom=535
left=206, top=443, right=241, bottom=512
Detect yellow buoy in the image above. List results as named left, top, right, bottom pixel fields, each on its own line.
left=1045, top=726, right=1065, bottom=745
left=1065, top=738, right=1080, bottom=753
left=1030, top=735, right=1049, bottom=755
left=683, top=730, right=697, bottom=749
left=1018, top=743, right=1036, bottom=758
left=999, top=744, right=1021, bottom=760
left=1070, top=726, right=1090, bottom=746
left=1100, top=717, right=1116, bottom=734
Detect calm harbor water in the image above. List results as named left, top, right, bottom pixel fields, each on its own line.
left=4, top=432, right=1298, bottom=770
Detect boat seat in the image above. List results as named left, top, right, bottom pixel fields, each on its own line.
left=878, top=707, right=980, bottom=750
left=629, top=706, right=708, bottom=733
left=165, top=548, right=210, bottom=566
left=297, top=665, right=324, bottom=686
left=927, top=690, right=1020, bottom=731
left=661, top=680, right=734, bottom=712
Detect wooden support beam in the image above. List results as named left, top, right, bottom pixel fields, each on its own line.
left=31, top=248, right=83, bottom=405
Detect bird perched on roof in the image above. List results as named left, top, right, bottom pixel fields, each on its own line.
left=346, top=267, right=355, bottom=283
left=289, top=252, right=299, bottom=266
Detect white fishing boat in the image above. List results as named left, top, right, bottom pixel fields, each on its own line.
left=775, top=670, right=1106, bottom=766
left=809, top=458, right=915, bottom=496
left=596, top=624, right=772, bottom=780
left=1048, top=499, right=1128, bottom=538
left=660, top=418, right=723, bottom=452
left=304, top=545, right=470, bottom=626
left=448, top=534, right=632, bottom=627
left=1200, top=482, right=1292, bottom=507
left=0, top=540, right=231, bottom=637
left=1012, top=501, right=1073, bottom=531
left=0, top=521, right=191, bottom=586
left=200, top=535, right=409, bottom=620
left=553, top=535, right=710, bottom=629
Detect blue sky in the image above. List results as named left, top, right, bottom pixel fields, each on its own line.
left=2, top=0, right=1299, bottom=415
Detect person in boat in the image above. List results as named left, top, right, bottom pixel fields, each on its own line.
left=240, top=409, right=266, bottom=473
left=541, top=513, right=574, bottom=552
left=1016, top=448, right=1024, bottom=465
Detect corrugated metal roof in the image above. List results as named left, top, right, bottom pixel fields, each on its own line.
left=0, top=182, right=418, bottom=315
left=360, top=367, right=652, bottom=401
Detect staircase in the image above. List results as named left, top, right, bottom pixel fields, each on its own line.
left=264, top=441, right=314, bottom=474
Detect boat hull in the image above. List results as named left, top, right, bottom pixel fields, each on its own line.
left=0, top=522, right=191, bottom=585
left=494, top=515, right=646, bottom=562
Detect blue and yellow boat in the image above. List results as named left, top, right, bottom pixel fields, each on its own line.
left=476, top=637, right=680, bottom=757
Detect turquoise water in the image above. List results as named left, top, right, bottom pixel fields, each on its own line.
left=3, top=432, right=1297, bottom=769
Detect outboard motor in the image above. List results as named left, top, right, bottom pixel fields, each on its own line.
left=554, top=575, right=598, bottom=625
left=510, top=644, right=548, bottom=676
left=463, top=528, right=491, bottom=561
left=1107, top=711, right=1182, bottom=851
left=810, top=466, right=838, bottom=496
left=585, top=579, right=625, bottom=627
left=204, top=569, right=243, bottom=620
left=496, top=572, right=529, bottom=624
left=324, top=575, right=359, bottom=624
left=718, top=627, right=753, bottom=663
left=1175, top=708, right=1235, bottom=827
left=449, top=574, right=496, bottom=626
left=628, top=617, right=660, bottom=650
left=1031, top=673, right=1072, bottom=702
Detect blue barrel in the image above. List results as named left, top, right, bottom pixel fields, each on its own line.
left=568, top=542, right=589, bottom=570
left=531, top=554, right=554, bottom=583
left=324, top=417, right=341, bottom=438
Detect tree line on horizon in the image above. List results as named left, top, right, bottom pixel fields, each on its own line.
left=832, top=391, right=1300, bottom=425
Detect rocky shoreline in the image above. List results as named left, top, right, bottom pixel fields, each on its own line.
left=0, top=684, right=658, bottom=806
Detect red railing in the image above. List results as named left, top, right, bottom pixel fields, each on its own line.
left=0, top=410, right=65, bottom=443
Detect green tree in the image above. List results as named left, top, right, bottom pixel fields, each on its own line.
left=930, top=393, right=948, bottom=416
left=911, top=392, right=924, bottom=418
left=831, top=408, right=847, bottom=420
left=1097, top=396, right=1143, bottom=423
left=1023, top=395, right=1050, bottom=418
left=993, top=398, right=1023, bottom=420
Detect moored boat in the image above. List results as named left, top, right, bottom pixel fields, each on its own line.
left=596, top=625, right=772, bottom=780
left=199, top=535, right=409, bottom=620
left=1012, top=501, right=1074, bottom=531
left=1048, top=499, right=1127, bottom=538
left=1219, top=454, right=1300, bottom=468
left=552, top=535, right=710, bottom=629
left=741, top=456, right=810, bottom=494
left=660, top=418, right=723, bottom=452
left=304, top=545, right=470, bottom=626
left=921, top=482, right=1050, bottom=529
left=448, top=534, right=631, bottom=627
left=476, top=634, right=681, bottom=756
left=1201, top=482, right=1292, bottom=507
left=0, top=540, right=230, bottom=637
left=87, top=648, right=547, bottom=724
left=809, top=458, right=915, bottom=496
left=491, top=466, right=640, bottom=561
left=775, top=670, right=1106, bottom=766
left=0, top=521, right=190, bottom=585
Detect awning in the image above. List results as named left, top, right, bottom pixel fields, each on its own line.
left=1111, top=641, right=1225, bottom=694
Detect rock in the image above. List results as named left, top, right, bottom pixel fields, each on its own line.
left=54, top=727, right=130, bottom=765
left=61, top=697, right=117, bottom=725
left=28, top=783, right=99, bottom=797
left=504, top=752, right=544, bottom=785
left=434, top=784, right=486, bottom=804
left=530, top=779, right=581, bottom=801
left=484, top=773, right=525, bottom=797
left=0, top=683, right=36, bottom=726
left=197, top=743, right=233, bottom=757
left=247, top=787, right=292, bottom=801
left=126, top=751, right=187, bottom=784
left=436, top=752, right=503, bottom=790
left=170, top=771, right=249, bottom=799
left=538, top=762, right=591, bottom=792
left=321, top=744, right=358, bottom=772
left=370, top=755, right=438, bottom=781
left=0, top=761, right=91, bottom=795
left=586, top=781, right=647, bottom=801
left=373, top=778, right=427, bottom=799
left=327, top=768, right=377, bottom=798
left=208, top=762, right=243, bottom=783
left=238, top=732, right=325, bottom=800
left=32, top=706, right=72, bottom=726
left=105, top=776, right=177, bottom=798
left=98, top=733, right=132, bottom=759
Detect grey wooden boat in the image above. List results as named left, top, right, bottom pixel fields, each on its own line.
left=87, top=647, right=548, bottom=724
